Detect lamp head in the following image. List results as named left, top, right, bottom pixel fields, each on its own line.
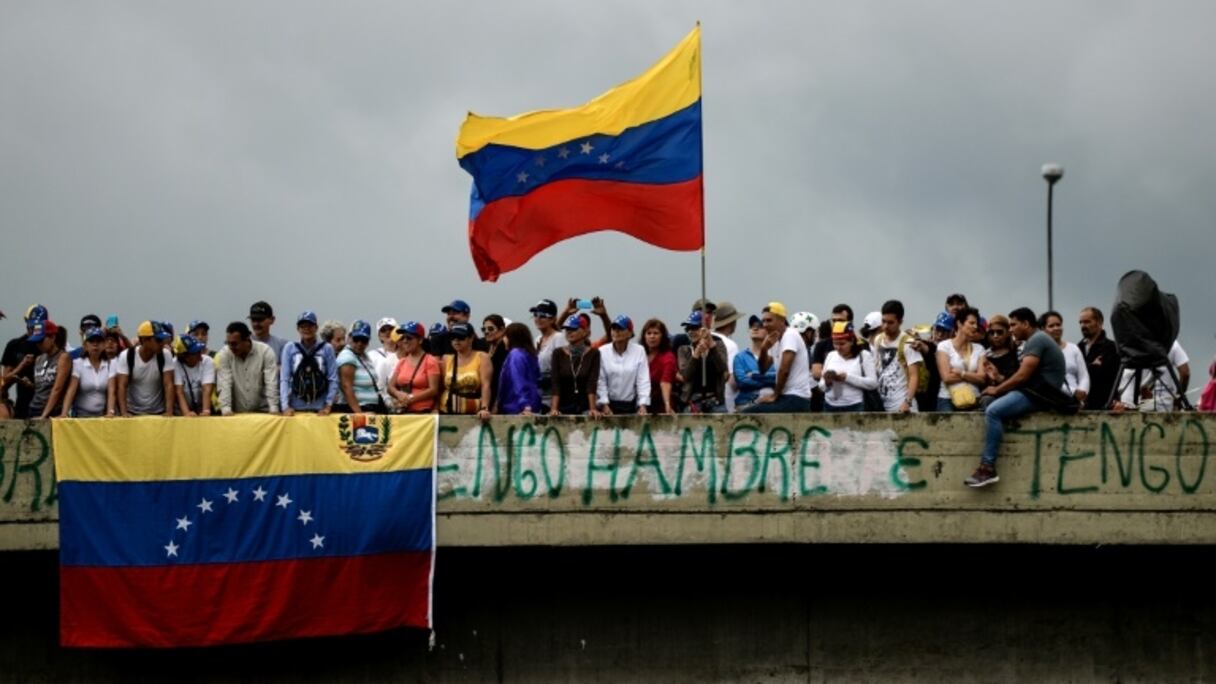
left=1041, top=163, right=1064, bottom=184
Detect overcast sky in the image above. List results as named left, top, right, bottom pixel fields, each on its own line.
left=3, top=2, right=1213, bottom=373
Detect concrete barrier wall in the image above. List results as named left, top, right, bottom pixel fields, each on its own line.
left=3, top=413, right=1215, bottom=549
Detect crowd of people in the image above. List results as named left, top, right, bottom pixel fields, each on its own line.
left=2, top=294, right=1213, bottom=488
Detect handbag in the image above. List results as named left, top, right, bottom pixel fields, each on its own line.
left=948, top=343, right=979, bottom=410
left=856, top=350, right=885, bottom=412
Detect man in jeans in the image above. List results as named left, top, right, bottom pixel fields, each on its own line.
left=743, top=301, right=813, bottom=413
left=966, top=307, right=1066, bottom=488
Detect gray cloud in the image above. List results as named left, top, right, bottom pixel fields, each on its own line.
left=2, top=1, right=1213, bottom=376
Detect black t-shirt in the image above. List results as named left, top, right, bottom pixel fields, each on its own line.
left=812, top=339, right=833, bottom=366
left=2, top=335, right=38, bottom=417
left=915, top=341, right=941, bottom=413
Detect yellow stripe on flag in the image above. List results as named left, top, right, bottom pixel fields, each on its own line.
left=456, top=26, right=701, bottom=158
left=54, top=414, right=436, bottom=483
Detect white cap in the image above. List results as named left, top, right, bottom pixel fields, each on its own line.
left=376, top=317, right=398, bottom=331
left=863, top=311, right=882, bottom=330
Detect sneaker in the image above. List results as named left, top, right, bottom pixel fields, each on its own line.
left=965, top=464, right=999, bottom=488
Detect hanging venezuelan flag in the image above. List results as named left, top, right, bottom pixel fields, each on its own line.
left=56, top=414, right=436, bottom=647
left=457, top=26, right=703, bottom=282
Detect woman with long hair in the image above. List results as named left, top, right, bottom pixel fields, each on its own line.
left=819, top=321, right=878, bottom=412
left=497, top=322, right=543, bottom=415
left=549, top=314, right=601, bottom=415
left=30, top=321, right=70, bottom=419
left=388, top=322, right=441, bottom=414
left=482, top=314, right=508, bottom=408
left=529, top=299, right=566, bottom=408
left=936, top=307, right=986, bottom=412
left=440, top=323, right=493, bottom=421
left=59, top=327, right=114, bottom=417
left=641, top=318, right=676, bottom=414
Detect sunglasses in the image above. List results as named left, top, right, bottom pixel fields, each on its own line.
left=481, top=326, right=497, bottom=334
left=987, top=328, right=1007, bottom=335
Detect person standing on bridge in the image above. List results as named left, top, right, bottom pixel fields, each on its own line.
left=1078, top=306, right=1119, bottom=410
left=549, top=314, right=601, bottom=416
left=215, top=322, right=280, bottom=415
left=743, top=302, right=813, bottom=413
left=114, top=321, right=175, bottom=417
left=967, top=307, right=1072, bottom=488
left=595, top=315, right=650, bottom=416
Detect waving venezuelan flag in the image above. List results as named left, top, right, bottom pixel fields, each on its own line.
left=457, top=26, right=702, bottom=282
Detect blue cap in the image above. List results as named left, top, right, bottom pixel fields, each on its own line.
left=180, top=334, right=206, bottom=355
left=27, top=321, right=53, bottom=343
left=429, top=322, right=448, bottom=336
left=682, top=310, right=704, bottom=329
left=610, top=315, right=634, bottom=332
left=562, top=314, right=589, bottom=331
left=397, top=321, right=426, bottom=339
left=84, top=327, right=106, bottom=341
left=441, top=299, right=471, bottom=315
left=748, top=314, right=763, bottom=328
left=24, top=304, right=48, bottom=324
left=933, top=311, right=955, bottom=331
left=188, top=319, right=209, bottom=333
left=149, top=321, right=173, bottom=342
left=349, top=320, right=372, bottom=339
left=297, top=311, right=318, bottom=326
left=449, top=322, right=475, bottom=339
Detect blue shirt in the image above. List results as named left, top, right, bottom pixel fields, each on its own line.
left=280, top=341, right=339, bottom=411
left=732, top=348, right=776, bottom=406
left=498, top=348, right=542, bottom=414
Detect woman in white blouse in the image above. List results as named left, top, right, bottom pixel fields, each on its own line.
left=1041, top=310, right=1089, bottom=404
left=936, top=307, right=986, bottom=412
left=819, top=321, right=878, bottom=412
left=59, top=327, right=114, bottom=417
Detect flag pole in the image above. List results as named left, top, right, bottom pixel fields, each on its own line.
left=697, top=21, right=708, bottom=389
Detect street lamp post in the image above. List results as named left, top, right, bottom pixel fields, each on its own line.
left=1042, top=163, right=1064, bottom=312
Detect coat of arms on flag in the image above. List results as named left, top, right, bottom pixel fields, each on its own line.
left=56, top=414, right=436, bottom=648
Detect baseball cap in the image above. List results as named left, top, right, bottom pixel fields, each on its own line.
left=682, top=310, right=704, bottom=329
left=831, top=321, right=855, bottom=340
left=562, top=314, right=590, bottom=331
left=248, top=301, right=273, bottom=319
left=152, top=321, right=173, bottom=342
left=297, top=311, right=318, bottom=326
left=747, top=314, right=763, bottom=328
left=441, top=299, right=471, bottom=315
left=376, top=317, right=398, bottom=332
left=180, top=335, right=206, bottom=355
left=429, top=322, right=448, bottom=336
left=136, top=320, right=156, bottom=338
left=24, top=304, right=48, bottom=324
left=349, top=320, right=372, bottom=340
left=79, top=314, right=102, bottom=330
left=84, top=327, right=106, bottom=341
left=449, top=322, right=475, bottom=339
left=610, top=315, right=634, bottom=332
left=529, top=299, right=558, bottom=318
left=27, top=321, right=58, bottom=343
left=188, top=320, right=209, bottom=334
left=933, top=311, right=956, bottom=331
left=863, top=311, right=882, bottom=331
left=765, top=301, right=789, bottom=319
left=393, top=321, right=426, bottom=341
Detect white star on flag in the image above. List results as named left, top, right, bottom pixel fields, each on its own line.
left=175, top=517, right=192, bottom=532
left=516, top=171, right=529, bottom=183
left=252, top=486, right=267, bottom=502
left=534, top=156, right=545, bottom=167
left=580, top=141, right=594, bottom=155
left=164, top=540, right=179, bottom=558
left=598, top=153, right=610, bottom=164
left=557, top=147, right=571, bottom=159
left=223, top=487, right=239, bottom=504
left=298, top=510, right=313, bottom=526
left=309, top=534, right=325, bottom=549
left=276, top=493, right=293, bottom=509
left=197, top=498, right=213, bottom=514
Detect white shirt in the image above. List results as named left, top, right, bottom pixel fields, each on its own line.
left=535, top=331, right=568, bottom=379
left=713, top=332, right=739, bottom=411
left=174, top=355, right=216, bottom=411
left=596, top=342, right=651, bottom=406
left=768, top=328, right=813, bottom=399
left=371, top=349, right=396, bottom=407
left=936, top=340, right=984, bottom=400
left=1061, top=341, right=1090, bottom=395
left=819, top=350, right=879, bottom=407
left=875, top=333, right=923, bottom=412
left=1120, top=340, right=1190, bottom=411
left=70, top=357, right=113, bottom=417
left=115, top=346, right=174, bottom=415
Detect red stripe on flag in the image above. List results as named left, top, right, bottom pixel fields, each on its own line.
left=469, top=175, right=703, bottom=281
left=61, top=551, right=431, bottom=647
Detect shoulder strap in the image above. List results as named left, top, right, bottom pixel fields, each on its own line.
left=157, top=348, right=165, bottom=374
left=354, top=353, right=381, bottom=394
left=127, top=347, right=136, bottom=375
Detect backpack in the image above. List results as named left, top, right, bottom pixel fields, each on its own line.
left=290, top=343, right=329, bottom=404
left=896, top=334, right=932, bottom=394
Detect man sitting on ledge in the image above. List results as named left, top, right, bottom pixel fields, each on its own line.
left=966, top=307, right=1070, bottom=488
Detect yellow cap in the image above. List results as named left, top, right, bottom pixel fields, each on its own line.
left=766, top=301, right=788, bottom=318
left=136, top=320, right=155, bottom=338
